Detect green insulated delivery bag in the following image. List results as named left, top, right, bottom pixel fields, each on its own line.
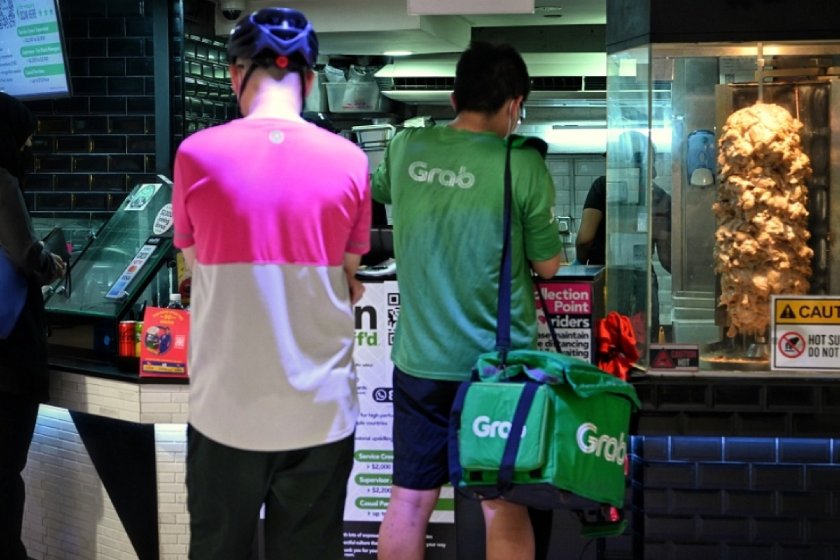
left=448, top=349, right=640, bottom=510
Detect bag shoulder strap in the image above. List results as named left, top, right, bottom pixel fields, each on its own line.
left=495, top=136, right=513, bottom=362
left=447, top=380, right=474, bottom=489
left=497, top=381, right=539, bottom=490
left=496, top=136, right=562, bottom=360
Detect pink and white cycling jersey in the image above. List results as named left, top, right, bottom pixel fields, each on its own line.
left=173, top=117, right=371, bottom=451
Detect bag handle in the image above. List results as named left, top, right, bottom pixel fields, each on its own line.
left=448, top=379, right=540, bottom=498
left=497, top=381, right=539, bottom=490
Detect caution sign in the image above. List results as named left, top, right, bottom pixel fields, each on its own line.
left=648, top=344, right=700, bottom=372
left=775, top=299, right=840, bottom=324
left=772, top=295, right=840, bottom=372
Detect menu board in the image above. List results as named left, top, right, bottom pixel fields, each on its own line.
left=0, top=0, right=71, bottom=99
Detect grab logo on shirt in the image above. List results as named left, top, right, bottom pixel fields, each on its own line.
left=408, top=161, right=476, bottom=189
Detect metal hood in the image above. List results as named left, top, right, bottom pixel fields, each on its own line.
left=374, top=52, right=607, bottom=107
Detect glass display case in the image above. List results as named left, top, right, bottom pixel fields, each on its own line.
left=46, top=180, right=179, bottom=364
left=605, top=37, right=840, bottom=370
left=32, top=216, right=105, bottom=266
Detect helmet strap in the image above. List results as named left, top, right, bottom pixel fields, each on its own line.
left=236, top=61, right=310, bottom=115
left=237, top=63, right=260, bottom=104
left=299, top=69, right=308, bottom=110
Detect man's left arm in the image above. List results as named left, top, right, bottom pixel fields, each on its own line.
left=521, top=154, right=564, bottom=279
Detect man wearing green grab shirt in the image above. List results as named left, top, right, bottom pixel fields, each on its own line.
left=373, top=41, right=563, bottom=560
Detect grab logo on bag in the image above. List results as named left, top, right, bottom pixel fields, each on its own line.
left=472, top=416, right=526, bottom=439
left=576, top=423, right=627, bottom=465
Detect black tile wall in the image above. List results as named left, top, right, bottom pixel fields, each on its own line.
left=751, top=464, right=805, bottom=491
left=24, top=0, right=172, bottom=219
left=631, top=435, right=840, bottom=559
left=636, top=377, right=840, bottom=437
left=629, top=377, right=840, bottom=559
left=724, top=490, right=774, bottom=515
left=724, top=438, right=776, bottom=462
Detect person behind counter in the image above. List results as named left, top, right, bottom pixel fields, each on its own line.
left=0, top=92, right=66, bottom=560
left=172, top=7, right=371, bottom=559
left=575, top=131, right=672, bottom=339
left=372, top=41, right=564, bottom=560
left=575, top=174, right=608, bottom=267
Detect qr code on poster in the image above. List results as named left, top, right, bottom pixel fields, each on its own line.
left=0, top=0, right=14, bottom=30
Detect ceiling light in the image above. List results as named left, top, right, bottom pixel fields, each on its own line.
left=384, top=50, right=413, bottom=57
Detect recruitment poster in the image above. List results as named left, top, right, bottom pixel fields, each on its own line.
left=344, top=281, right=455, bottom=559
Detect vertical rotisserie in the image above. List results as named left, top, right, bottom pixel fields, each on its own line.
left=714, top=102, right=813, bottom=337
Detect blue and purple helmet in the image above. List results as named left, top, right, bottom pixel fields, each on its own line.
left=227, top=7, right=318, bottom=69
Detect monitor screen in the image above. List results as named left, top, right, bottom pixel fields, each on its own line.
left=0, top=0, right=71, bottom=100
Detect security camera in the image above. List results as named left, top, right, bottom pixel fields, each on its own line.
left=219, top=0, right=245, bottom=21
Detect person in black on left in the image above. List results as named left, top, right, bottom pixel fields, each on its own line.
left=0, top=92, right=66, bottom=560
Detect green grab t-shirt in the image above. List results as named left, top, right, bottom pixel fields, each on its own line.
left=371, top=126, right=563, bottom=382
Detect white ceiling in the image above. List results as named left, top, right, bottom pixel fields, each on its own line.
left=213, top=0, right=606, bottom=56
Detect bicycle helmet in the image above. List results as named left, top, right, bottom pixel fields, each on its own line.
left=227, top=7, right=318, bottom=69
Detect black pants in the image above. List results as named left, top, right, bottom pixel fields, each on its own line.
left=0, top=392, right=39, bottom=560
left=186, top=425, right=355, bottom=560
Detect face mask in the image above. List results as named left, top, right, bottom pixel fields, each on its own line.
left=505, top=100, right=524, bottom=138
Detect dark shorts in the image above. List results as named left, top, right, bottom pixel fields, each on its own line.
left=391, top=366, right=463, bottom=491
left=187, top=426, right=354, bottom=560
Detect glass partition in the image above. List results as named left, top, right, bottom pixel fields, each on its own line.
left=606, top=41, right=840, bottom=370
left=46, top=181, right=176, bottom=360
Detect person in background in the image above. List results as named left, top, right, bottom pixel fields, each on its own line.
left=372, top=41, right=564, bottom=560
left=575, top=131, right=672, bottom=338
left=0, top=92, right=66, bottom=560
left=172, top=8, right=371, bottom=559
left=575, top=174, right=607, bottom=267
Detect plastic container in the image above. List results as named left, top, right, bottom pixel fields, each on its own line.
left=352, top=123, right=396, bottom=147
left=325, top=82, right=389, bottom=113
left=303, top=71, right=328, bottom=112
left=167, top=293, right=184, bottom=309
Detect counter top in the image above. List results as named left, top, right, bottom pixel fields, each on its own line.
left=48, top=349, right=840, bottom=437
left=49, top=349, right=189, bottom=385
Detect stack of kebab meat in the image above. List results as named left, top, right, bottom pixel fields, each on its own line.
left=713, top=102, right=813, bottom=339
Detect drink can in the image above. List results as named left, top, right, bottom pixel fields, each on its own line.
left=118, top=321, right=136, bottom=357
left=135, top=321, right=143, bottom=357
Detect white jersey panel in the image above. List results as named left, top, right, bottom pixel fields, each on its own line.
left=187, top=262, right=358, bottom=451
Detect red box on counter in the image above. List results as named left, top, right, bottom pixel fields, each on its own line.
left=138, top=306, right=189, bottom=378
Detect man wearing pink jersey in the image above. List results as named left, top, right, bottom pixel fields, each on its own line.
left=172, top=8, right=371, bottom=559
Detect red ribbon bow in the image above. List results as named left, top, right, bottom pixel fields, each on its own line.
left=596, top=311, right=640, bottom=381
